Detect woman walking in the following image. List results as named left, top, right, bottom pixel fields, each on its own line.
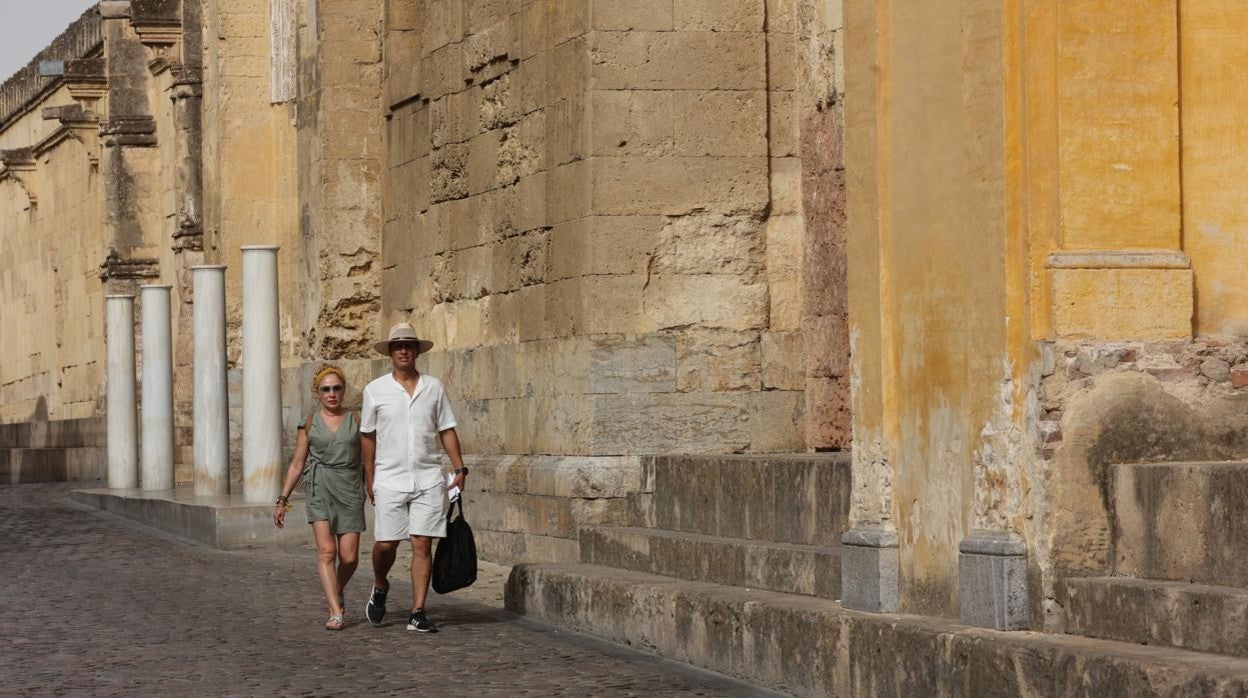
left=274, top=366, right=367, bottom=630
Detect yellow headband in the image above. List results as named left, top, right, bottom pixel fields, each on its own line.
left=312, top=365, right=346, bottom=392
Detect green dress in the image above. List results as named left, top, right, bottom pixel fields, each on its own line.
left=300, top=411, right=366, bottom=534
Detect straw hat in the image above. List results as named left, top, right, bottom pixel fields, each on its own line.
left=373, top=322, right=434, bottom=356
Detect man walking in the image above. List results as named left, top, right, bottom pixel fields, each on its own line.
left=361, top=322, right=467, bottom=633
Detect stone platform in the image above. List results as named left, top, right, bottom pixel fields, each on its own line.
left=69, top=487, right=376, bottom=549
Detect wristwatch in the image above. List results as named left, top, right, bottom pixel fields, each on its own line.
left=454, top=466, right=469, bottom=476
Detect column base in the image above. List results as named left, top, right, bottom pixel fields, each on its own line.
left=959, top=529, right=1028, bottom=630
left=840, top=524, right=899, bottom=612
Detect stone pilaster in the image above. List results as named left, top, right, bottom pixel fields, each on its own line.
left=99, top=0, right=160, bottom=296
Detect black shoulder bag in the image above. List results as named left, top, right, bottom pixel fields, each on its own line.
left=432, top=497, right=478, bottom=594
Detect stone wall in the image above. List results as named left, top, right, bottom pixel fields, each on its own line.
left=380, top=0, right=847, bottom=459
left=0, top=10, right=106, bottom=424
left=375, top=0, right=848, bottom=562
left=1034, top=338, right=1248, bottom=631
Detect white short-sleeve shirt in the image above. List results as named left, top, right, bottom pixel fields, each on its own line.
left=360, top=372, right=458, bottom=493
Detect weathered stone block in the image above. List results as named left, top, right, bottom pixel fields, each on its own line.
left=841, top=525, right=899, bottom=612
left=591, top=0, right=674, bottom=31
left=673, top=0, right=765, bottom=31
left=762, top=330, right=804, bottom=390
left=591, top=90, right=674, bottom=157
left=589, top=334, right=677, bottom=394
left=592, top=156, right=769, bottom=216
left=672, top=90, right=767, bottom=157
left=654, top=212, right=764, bottom=276
left=644, top=275, right=768, bottom=332
left=590, top=31, right=766, bottom=90
left=582, top=274, right=655, bottom=335
left=748, top=390, right=805, bottom=453
left=544, top=93, right=588, bottom=167
left=959, top=530, right=1029, bottom=630
left=546, top=159, right=591, bottom=224
left=675, top=329, right=761, bottom=392
left=588, top=393, right=748, bottom=454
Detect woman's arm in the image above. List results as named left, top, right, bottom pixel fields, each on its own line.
left=273, top=420, right=311, bottom=528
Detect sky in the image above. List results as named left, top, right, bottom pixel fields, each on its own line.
left=0, top=0, right=99, bottom=84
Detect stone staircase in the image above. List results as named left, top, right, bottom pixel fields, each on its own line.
left=1061, top=461, right=1248, bottom=659
left=508, top=455, right=1248, bottom=695
left=507, top=454, right=850, bottom=695
left=0, top=417, right=107, bottom=484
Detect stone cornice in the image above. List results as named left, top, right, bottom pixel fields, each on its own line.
left=0, top=148, right=38, bottom=206
left=37, top=104, right=101, bottom=167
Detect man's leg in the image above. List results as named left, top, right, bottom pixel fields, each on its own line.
left=410, top=535, right=433, bottom=611
left=367, top=486, right=408, bottom=625
left=372, top=539, right=399, bottom=588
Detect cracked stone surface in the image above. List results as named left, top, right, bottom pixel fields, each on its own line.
left=2, top=483, right=771, bottom=696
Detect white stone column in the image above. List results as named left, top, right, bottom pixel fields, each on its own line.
left=106, top=295, right=138, bottom=489
left=241, top=246, right=283, bottom=504
left=192, top=265, right=230, bottom=496
left=140, top=285, right=176, bottom=491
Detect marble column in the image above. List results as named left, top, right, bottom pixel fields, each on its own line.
left=192, top=266, right=229, bottom=496
left=140, top=285, right=175, bottom=491
left=106, top=295, right=138, bottom=489
left=241, top=246, right=283, bottom=504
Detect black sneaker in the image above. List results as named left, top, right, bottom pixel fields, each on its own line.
left=365, top=583, right=388, bottom=626
left=406, top=609, right=438, bottom=633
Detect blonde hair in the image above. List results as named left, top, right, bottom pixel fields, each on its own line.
left=312, top=365, right=346, bottom=392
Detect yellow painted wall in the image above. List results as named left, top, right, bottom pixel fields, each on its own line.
left=1056, top=1, right=1180, bottom=251
left=1181, top=1, right=1248, bottom=338
left=847, top=0, right=1032, bottom=617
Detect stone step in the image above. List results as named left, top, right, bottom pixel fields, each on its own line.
left=0, top=447, right=107, bottom=484
left=468, top=490, right=635, bottom=540
left=1063, top=577, right=1248, bottom=658
left=1113, top=461, right=1248, bottom=587
left=642, top=454, right=850, bottom=547
left=507, top=563, right=1248, bottom=697
left=580, top=525, right=841, bottom=600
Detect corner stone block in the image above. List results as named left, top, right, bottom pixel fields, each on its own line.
left=958, top=529, right=1028, bottom=630
left=840, top=525, right=898, bottom=612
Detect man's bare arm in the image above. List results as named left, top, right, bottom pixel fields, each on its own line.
left=439, top=428, right=466, bottom=491
left=361, top=431, right=377, bottom=503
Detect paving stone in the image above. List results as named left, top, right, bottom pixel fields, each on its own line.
left=0, top=483, right=774, bottom=696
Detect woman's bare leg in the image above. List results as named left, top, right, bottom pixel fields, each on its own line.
left=336, top=532, right=360, bottom=597
left=312, top=521, right=343, bottom=616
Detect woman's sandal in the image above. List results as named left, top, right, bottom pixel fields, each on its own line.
left=325, top=614, right=344, bottom=631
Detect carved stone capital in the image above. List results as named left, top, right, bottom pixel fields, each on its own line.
left=64, top=58, right=108, bottom=111
left=99, top=248, right=160, bottom=281
left=100, top=116, right=157, bottom=147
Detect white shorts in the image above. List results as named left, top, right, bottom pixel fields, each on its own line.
left=374, top=484, right=448, bottom=541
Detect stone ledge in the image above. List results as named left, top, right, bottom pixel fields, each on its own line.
left=507, top=563, right=1248, bottom=697
left=0, top=447, right=106, bottom=484
left=580, top=525, right=842, bottom=599
left=68, top=487, right=364, bottom=549
left=1063, top=576, right=1248, bottom=658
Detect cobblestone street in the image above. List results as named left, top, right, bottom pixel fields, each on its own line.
left=1, top=484, right=770, bottom=697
